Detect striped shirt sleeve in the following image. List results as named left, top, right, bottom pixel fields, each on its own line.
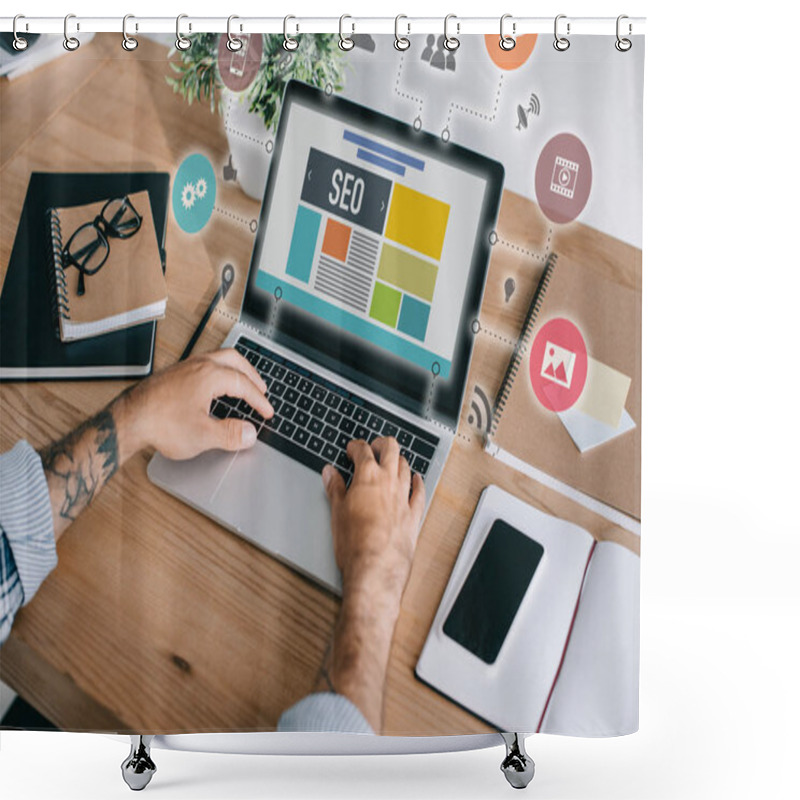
left=277, top=692, right=374, bottom=734
left=0, top=441, right=57, bottom=644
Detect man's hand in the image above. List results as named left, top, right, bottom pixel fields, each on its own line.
left=322, top=437, right=425, bottom=610
left=114, top=349, right=273, bottom=461
left=40, top=349, right=273, bottom=541
left=317, top=437, right=425, bottom=731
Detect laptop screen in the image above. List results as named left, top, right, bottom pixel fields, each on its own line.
left=243, top=81, right=504, bottom=427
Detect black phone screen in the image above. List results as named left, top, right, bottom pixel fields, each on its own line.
left=443, top=519, right=544, bottom=664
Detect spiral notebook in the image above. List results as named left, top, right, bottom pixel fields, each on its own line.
left=0, top=172, right=169, bottom=380
left=48, top=190, right=167, bottom=342
left=486, top=253, right=641, bottom=521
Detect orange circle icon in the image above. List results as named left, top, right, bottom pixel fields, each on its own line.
left=484, top=34, right=538, bottom=71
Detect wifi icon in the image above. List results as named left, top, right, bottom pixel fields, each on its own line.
left=467, top=386, right=493, bottom=433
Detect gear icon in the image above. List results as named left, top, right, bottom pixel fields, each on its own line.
left=194, top=177, right=207, bottom=199
left=181, top=181, right=196, bottom=210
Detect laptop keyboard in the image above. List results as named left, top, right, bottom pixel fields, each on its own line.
left=209, top=336, right=440, bottom=486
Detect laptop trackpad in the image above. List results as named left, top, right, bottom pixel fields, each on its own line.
left=210, top=443, right=342, bottom=596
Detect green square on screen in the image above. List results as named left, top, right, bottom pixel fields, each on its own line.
left=369, top=282, right=402, bottom=327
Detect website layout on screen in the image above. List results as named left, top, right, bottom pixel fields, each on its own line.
left=256, top=102, right=488, bottom=379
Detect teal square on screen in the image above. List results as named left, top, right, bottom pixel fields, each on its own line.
left=397, top=294, right=431, bottom=341
left=286, top=205, right=321, bottom=283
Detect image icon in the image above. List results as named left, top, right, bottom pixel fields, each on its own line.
left=529, top=318, right=588, bottom=412
left=541, top=341, right=576, bottom=389
left=550, top=156, right=580, bottom=199
left=173, top=153, right=216, bottom=234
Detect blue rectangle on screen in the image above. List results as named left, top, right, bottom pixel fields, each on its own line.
left=255, top=272, right=451, bottom=378
left=356, top=148, right=406, bottom=177
left=397, top=294, right=431, bottom=341
left=286, top=205, right=320, bottom=283
left=343, top=130, right=425, bottom=171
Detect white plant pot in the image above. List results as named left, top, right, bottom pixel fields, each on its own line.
left=223, top=89, right=273, bottom=202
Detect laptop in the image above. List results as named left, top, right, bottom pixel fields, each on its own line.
left=148, top=80, right=504, bottom=595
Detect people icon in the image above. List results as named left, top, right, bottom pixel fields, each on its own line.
left=421, top=34, right=435, bottom=62
left=421, top=34, right=456, bottom=72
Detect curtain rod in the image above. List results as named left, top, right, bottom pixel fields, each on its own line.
left=1, top=16, right=646, bottom=37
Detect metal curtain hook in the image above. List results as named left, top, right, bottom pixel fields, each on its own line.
left=500, top=13, right=516, bottom=51
left=63, top=13, right=80, bottom=51
left=226, top=15, right=243, bottom=51
left=176, top=14, right=191, bottom=51
left=443, top=13, right=460, bottom=51
left=615, top=14, right=632, bottom=51
left=553, top=14, right=570, bottom=51
left=12, top=15, right=29, bottom=51
left=122, top=14, right=138, bottom=51
left=394, top=14, right=410, bottom=51
left=339, top=15, right=354, bottom=50
left=283, top=15, right=299, bottom=51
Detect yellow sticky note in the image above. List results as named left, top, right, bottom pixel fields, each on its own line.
left=574, top=358, right=631, bottom=428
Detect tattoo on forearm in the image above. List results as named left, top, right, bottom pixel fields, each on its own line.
left=316, top=640, right=338, bottom=694
left=39, top=408, right=120, bottom=523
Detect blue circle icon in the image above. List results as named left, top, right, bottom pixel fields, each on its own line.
left=173, top=154, right=216, bottom=233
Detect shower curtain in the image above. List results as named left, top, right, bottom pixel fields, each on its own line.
left=0, top=27, right=644, bottom=741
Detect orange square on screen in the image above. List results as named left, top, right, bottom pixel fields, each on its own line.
left=321, top=218, right=351, bottom=261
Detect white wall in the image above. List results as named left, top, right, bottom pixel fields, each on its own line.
left=341, top=33, right=644, bottom=247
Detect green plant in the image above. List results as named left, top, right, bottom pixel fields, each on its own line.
left=166, top=33, right=347, bottom=131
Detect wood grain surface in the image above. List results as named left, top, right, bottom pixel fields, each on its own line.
left=0, top=35, right=641, bottom=735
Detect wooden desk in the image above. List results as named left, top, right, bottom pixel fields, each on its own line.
left=0, top=36, right=641, bottom=735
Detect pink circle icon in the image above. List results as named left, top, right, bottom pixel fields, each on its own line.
left=529, top=318, right=587, bottom=412
left=534, top=133, right=592, bottom=225
left=217, top=33, right=263, bottom=93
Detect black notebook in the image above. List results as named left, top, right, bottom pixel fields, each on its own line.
left=0, top=172, right=170, bottom=380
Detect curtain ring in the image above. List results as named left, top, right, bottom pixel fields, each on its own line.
left=175, top=14, right=191, bottom=51
left=63, top=13, right=80, bottom=51
left=283, top=15, right=299, bottom=51
left=553, top=14, right=570, bottom=51
left=499, top=13, right=516, bottom=51
left=443, top=14, right=460, bottom=51
left=12, top=15, right=29, bottom=51
left=615, top=15, right=632, bottom=52
left=394, top=15, right=410, bottom=51
left=122, top=14, right=138, bottom=51
left=226, top=15, right=243, bottom=52
left=339, top=15, right=354, bottom=51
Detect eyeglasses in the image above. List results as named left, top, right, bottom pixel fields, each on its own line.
left=62, top=196, right=142, bottom=296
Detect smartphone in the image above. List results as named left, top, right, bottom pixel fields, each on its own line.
left=443, top=519, right=544, bottom=664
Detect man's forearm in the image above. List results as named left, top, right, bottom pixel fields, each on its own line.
left=315, top=591, right=401, bottom=732
left=38, top=395, right=137, bottom=541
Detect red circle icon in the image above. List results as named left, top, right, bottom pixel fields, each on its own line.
left=534, top=133, right=592, bottom=225
left=217, top=33, right=263, bottom=93
left=529, top=318, right=587, bottom=412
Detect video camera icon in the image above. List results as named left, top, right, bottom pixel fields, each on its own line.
left=550, top=156, right=580, bottom=200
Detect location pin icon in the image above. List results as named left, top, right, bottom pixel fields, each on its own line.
left=504, top=277, right=516, bottom=303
